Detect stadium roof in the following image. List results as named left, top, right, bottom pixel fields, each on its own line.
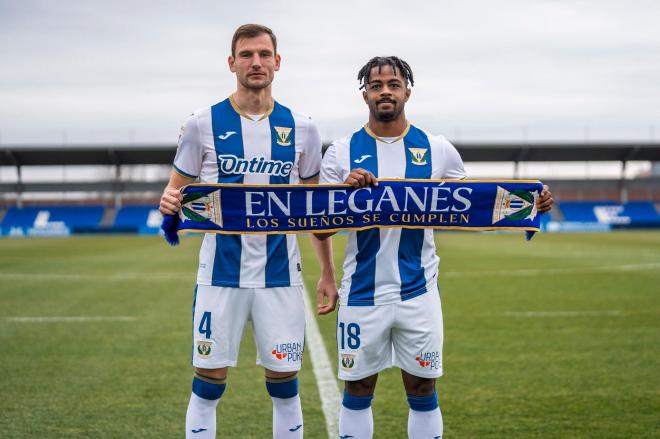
left=1, top=142, right=660, bottom=166
left=455, top=142, right=660, bottom=162
left=0, top=144, right=174, bottom=166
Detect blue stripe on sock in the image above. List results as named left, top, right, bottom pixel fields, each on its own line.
left=266, top=377, right=299, bottom=399
left=407, top=391, right=439, bottom=412
left=192, top=377, right=226, bottom=401
left=342, top=391, right=373, bottom=410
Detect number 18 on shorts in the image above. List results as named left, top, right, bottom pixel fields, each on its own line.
left=336, top=289, right=444, bottom=381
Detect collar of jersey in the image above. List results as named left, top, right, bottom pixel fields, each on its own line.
left=364, top=122, right=411, bottom=143
left=229, top=94, right=274, bottom=121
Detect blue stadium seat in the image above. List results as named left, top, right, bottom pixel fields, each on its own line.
left=0, top=206, right=104, bottom=236
left=620, top=202, right=660, bottom=227
left=114, top=205, right=162, bottom=234
left=559, top=201, right=660, bottom=227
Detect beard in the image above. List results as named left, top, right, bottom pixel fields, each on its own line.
left=239, top=74, right=272, bottom=90
left=374, top=109, right=397, bottom=121
left=371, top=100, right=403, bottom=122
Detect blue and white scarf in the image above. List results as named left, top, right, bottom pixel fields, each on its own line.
left=162, top=179, right=543, bottom=244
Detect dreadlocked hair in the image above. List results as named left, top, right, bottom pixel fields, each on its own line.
left=357, top=56, right=414, bottom=90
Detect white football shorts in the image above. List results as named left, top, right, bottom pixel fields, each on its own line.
left=192, top=285, right=305, bottom=372
left=337, top=285, right=443, bottom=381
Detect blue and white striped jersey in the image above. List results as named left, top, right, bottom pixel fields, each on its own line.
left=174, top=96, right=322, bottom=288
left=320, top=124, right=466, bottom=306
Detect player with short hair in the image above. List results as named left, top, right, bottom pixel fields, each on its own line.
left=317, top=56, right=553, bottom=438
left=159, top=24, right=337, bottom=438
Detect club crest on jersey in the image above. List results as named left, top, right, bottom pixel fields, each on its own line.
left=415, top=351, right=441, bottom=370
left=408, top=147, right=428, bottom=165
left=271, top=342, right=303, bottom=362
left=492, top=186, right=538, bottom=224
left=274, top=126, right=293, bottom=146
left=341, top=353, right=356, bottom=370
left=197, top=340, right=213, bottom=357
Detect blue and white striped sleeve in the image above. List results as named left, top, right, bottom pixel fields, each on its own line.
left=173, top=114, right=202, bottom=179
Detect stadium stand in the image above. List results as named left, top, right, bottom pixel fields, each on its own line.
left=113, top=205, right=162, bottom=234
left=559, top=201, right=660, bottom=228
left=1, top=205, right=104, bottom=236
left=1, top=142, right=659, bottom=236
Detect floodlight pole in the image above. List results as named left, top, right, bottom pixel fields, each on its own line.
left=16, top=164, right=23, bottom=209
left=513, top=161, right=520, bottom=179
left=620, top=160, right=628, bottom=204
left=108, top=148, right=122, bottom=210
left=114, top=163, right=122, bottom=209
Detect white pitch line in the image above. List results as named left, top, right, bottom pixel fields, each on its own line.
left=1, top=261, right=658, bottom=282
left=503, top=310, right=622, bottom=317
left=1, top=261, right=658, bottom=283
left=302, top=285, right=341, bottom=439
left=0, top=272, right=188, bottom=281
left=4, top=316, right=137, bottom=323
left=441, top=261, right=660, bottom=278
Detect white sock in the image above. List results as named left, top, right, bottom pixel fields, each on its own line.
left=266, top=376, right=303, bottom=438
left=407, top=392, right=443, bottom=439
left=271, top=395, right=303, bottom=438
left=339, top=400, right=374, bottom=439
left=407, top=407, right=443, bottom=438
left=185, top=393, right=220, bottom=439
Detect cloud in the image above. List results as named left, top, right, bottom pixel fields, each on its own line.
left=1, top=0, right=659, bottom=143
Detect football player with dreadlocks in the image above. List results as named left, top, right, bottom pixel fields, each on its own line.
left=316, top=56, right=553, bottom=438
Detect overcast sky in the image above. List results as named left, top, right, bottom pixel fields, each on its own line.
left=1, top=0, right=659, bottom=145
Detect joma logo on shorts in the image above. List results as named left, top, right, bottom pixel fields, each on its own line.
left=272, top=342, right=303, bottom=362
left=218, top=154, right=293, bottom=177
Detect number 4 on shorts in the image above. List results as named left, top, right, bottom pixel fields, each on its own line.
left=199, top=311, right=212, bottom=338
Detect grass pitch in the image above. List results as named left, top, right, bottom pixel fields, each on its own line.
left=0, top=231, right=659, bottom=438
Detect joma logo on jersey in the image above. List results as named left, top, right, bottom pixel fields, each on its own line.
left=271, top=342, right=303, bottom=362
left=217, top=154, right=293, bottom=177
left=415, top=351, right=440, bottom=370
left=274, top=126, right=293, bottom=146
left=197, top=340, right=212, bottom=357
left=408, top=147, right=428, bottom=165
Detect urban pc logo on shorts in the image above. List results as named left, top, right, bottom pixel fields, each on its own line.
left=408, top=147, right=428, bottom=166
left=274, top=126, right=293, bottom=146
left=180, top=190, right=223, bottom=227
left=415, top=351, right=441, bottom=370
left=492, top=186, right=538, bottom=224
left=341, top=353, right=356, bottom=370
left=197, top=340, right=213, bottom=357
left=271, top=342, right=303, bottom=362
